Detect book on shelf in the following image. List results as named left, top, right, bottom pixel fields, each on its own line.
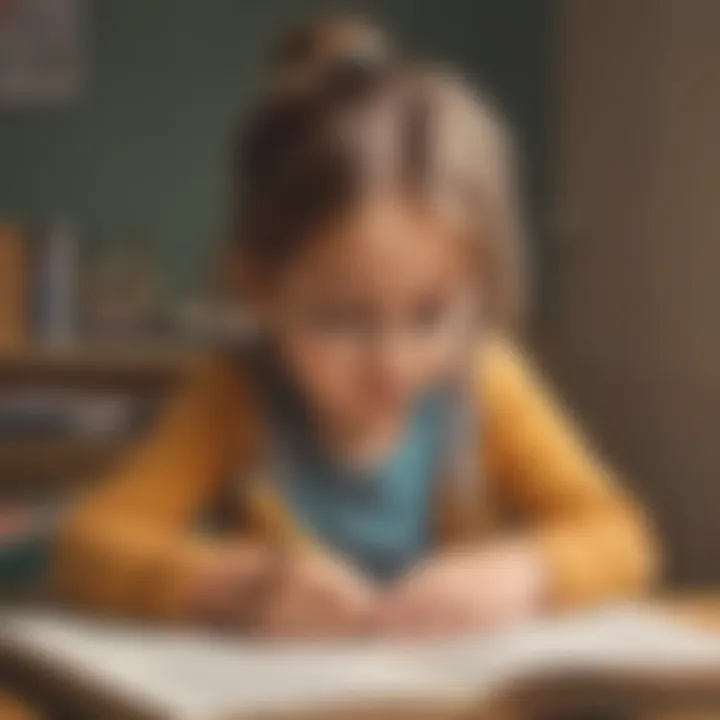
left=0, top=224, right=29, bottom=349
left=29, top=220, right=79, bottom=348
left=0, top=389, right=146, bottom=441
left=0, top=500, right=63, bottom=591
left=0, top=220, right=81, bottom=351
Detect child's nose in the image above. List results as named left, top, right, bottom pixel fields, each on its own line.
left=366, top=333, right=418, bottom=387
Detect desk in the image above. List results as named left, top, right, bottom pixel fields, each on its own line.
left=663, top=596, right=720, bottom=631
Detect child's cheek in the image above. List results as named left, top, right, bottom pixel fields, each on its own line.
left=283, top=336, right=364, bottom=413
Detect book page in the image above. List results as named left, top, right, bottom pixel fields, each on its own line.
left=0, top=610, right=456, bottom=719
left=411, top=606, right=720, bottom=696
left=2, top=606, right=720, bottom=719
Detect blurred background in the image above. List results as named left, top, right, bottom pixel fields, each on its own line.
left=0, top=0, right=718, bottom=592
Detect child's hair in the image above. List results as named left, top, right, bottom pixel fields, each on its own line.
left=234, top=15, right=526, bottom=326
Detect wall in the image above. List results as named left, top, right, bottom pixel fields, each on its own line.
left=0, top=0, right=552, bottom=297
left=549, top=0, right=720, bottom=585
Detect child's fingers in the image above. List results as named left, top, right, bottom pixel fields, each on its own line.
left=376, top=572, right=491, bottom=638
left=256, top=552, right=377, bottom=637
left=374, top=581, right=431, bottom=637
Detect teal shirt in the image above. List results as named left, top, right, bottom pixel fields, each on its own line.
left=271, top=391, right=449, bottom=583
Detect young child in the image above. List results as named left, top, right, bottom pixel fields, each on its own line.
left=53, top=17, right=656, bottom=638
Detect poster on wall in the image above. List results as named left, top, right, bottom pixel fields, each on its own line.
left=0, top=0, right=85, bottom=105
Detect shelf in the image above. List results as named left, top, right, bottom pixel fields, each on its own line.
left=0, top=346, right=197, bottom=486
left=0, top=345, right=196, bottom=373
left=0, top=438, right=130, bottom=491
left=0, top=345, right=200, bottom=389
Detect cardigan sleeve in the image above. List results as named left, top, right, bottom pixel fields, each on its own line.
left=482, top=340, right=659, bottom=608
left=52, top=354, right=257, bottom=620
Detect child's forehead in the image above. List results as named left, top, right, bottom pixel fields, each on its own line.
left=283, top=196, right=473, bottom=292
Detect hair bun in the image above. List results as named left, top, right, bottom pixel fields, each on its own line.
left=271, top=16, right=394, bottom=90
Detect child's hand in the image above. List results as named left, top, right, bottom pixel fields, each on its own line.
left=192, top=545, right=376, bottom=637
left=374, top=541, right=547, bottom=638
left=254, top=551, right=378, bottom=638
left=189, top=543, right=276, bottom=626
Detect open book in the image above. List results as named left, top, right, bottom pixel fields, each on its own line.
left=1, top=605, right=720, bottom=719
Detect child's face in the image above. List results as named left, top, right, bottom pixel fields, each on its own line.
left=259, top=196, right=477, bottom=431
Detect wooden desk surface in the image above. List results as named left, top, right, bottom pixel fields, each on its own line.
left=662, top=594, right=720, bottom=630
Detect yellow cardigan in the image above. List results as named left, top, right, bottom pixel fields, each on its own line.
left=53, top=340, right=657, bottom=620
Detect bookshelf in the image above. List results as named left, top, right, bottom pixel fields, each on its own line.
left=0, top=345, right=199, bottom=491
